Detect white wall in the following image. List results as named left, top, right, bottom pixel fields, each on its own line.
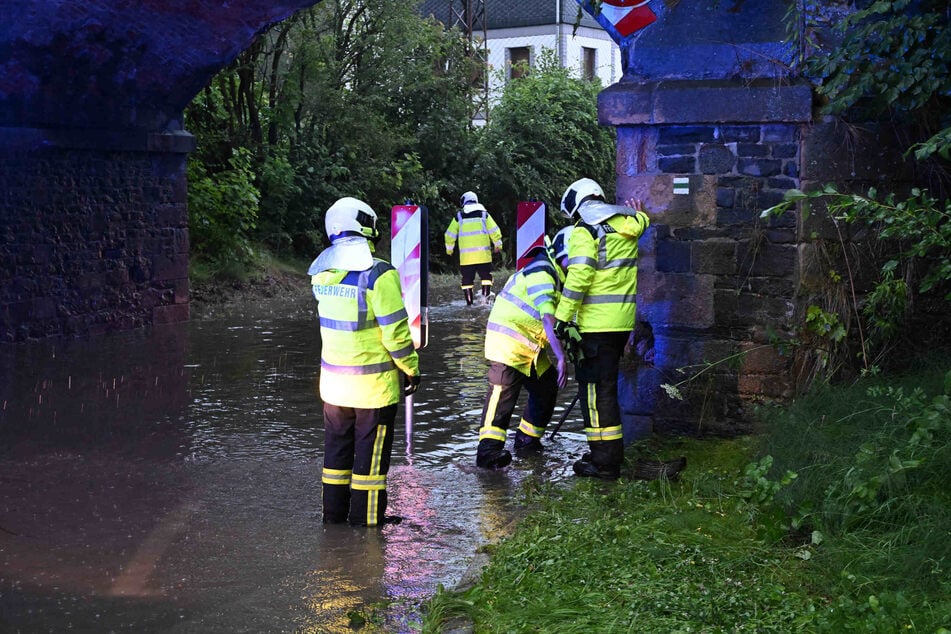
left=479, top=24, right=619, bottom=120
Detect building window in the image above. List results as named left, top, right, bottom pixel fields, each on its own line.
left=508, top=46, right=531, bottom=80
left=582, top=47, right=596, bottom=81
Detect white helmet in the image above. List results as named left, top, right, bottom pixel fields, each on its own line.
left=309, top=197, right=378, bottom=274
left=560, top=178, right=604, bottom=218
left=460, top=191, right=479, bottom=206
left=324, top=196, right=379, bottom=243
left=550, top=226, right=573, bottom=263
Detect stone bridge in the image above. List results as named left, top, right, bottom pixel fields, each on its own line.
left=1, top=0, right=319, bottom=340
left=0, top=1, right=902, bottom=432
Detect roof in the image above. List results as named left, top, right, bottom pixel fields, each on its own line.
left=417, top=0, right=601, bottom=31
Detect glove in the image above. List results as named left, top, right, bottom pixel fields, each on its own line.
left=554, top=321, right=584, bottom=364
left=403, top=373, right=421, bottom=396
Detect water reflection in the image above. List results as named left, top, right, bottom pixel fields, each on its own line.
left=0, top=294, right=588, bottom=632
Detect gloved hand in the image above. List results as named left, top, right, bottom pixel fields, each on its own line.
left=554, top=321, right=584, bottom=364
left=403, top=373, right=421, bottom=396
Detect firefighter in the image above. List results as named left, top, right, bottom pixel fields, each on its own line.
left=475, top=227, right=572, bottom=469
left=554, top=178, right=651, bottom=480
left=308, top=197, right=421, bottom=526
left=444, top=191, right=503, bottom=305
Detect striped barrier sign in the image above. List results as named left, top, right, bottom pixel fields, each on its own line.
left=585, top=0, right=657, bottom=41
left=516, top=201, right=546, bottom=270
left=391, top=203, right=429, bottom=350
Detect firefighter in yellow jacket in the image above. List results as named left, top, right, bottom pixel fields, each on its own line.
left=554, top=178, right=651, bottom=480
left=309, top=197, right=421, bottom=526
left=475, top=228, right=572, bottom=469
left=444, top=191, right=503, bottom=305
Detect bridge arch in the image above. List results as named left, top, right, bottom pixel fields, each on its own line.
left=1, top=1, right=320, bottom=341
left=1, top=1, right=911, bottom=437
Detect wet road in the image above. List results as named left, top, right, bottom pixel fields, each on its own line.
left=0, top=293, right=588, bottom=632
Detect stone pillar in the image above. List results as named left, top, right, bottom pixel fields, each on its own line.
left=601, top=80, right=812, bottom=437
left=0, top=128, right=195, bottom=342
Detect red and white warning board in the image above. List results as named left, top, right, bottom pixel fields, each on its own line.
left=591, top=0, right=657, bottom=39
left=516, top=201, right=546, bottom=270
left=391, top=204, right=429, bottom=349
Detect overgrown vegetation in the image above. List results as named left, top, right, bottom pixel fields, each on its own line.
left=420, top=361, right=951, bottom=633
left=184, top=1, right=614, bottom=281
left=769, top=0, right=951, bottom=386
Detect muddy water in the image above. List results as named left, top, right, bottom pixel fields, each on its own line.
left=0, top=293, right=587, bottom=633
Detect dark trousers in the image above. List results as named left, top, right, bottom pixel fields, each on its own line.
left=460, top=262, right=493, bottom=297
left=477, top=361, right=558, bottom=460
left=575, top=331, right=628, bottom=469
left=322, top=403, right=397, bottom=526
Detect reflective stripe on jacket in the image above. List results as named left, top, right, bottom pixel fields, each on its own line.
left=312, top=259, right=420, bottom=408
left=484, top=251, right=564, bottom=376
left=444, top=210, right=502, bottom=266
left=554, top=202, right=650, bottom=333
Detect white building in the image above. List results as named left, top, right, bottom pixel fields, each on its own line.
left=418, top=0, right=620, bottom=124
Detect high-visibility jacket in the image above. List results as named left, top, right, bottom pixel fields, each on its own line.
left=444, top=209, right=502, bottom=266
left=554, top=201, right=650, bottom=333
left=311, top=259, right=420, bottom=408
left=484, top=250, right=565, bottom=376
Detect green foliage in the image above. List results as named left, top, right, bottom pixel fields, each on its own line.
left=421, top=362, right=951, bottom=633
left=475, top=49, right=616, bottom=238
left=184, top=6, right=614, bottom=275
left=763, top=186, right=951, bottom=301
left=186, top=147, right=260, bottom=268
left=801, top=0, right=951, bottom=160
left=761, top=185, right=951, bottom=381
left=740, top=455, right=798, bottom=506
left=761, top=360, right=951, bottom=611
left=772, top=1, right=951, bottom=386
left=185, top=1, right=480, bottom=269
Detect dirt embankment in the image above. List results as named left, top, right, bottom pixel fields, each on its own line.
left=189, top=267, right=467, bottom=316
left=189, top=269, right=311, bottom=314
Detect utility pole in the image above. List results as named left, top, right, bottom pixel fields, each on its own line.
left=447, top=0, right=488, bottom=125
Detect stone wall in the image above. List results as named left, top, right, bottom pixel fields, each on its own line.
left=0, top=1, right=320, bottom=343
left=604, top=80, right=812, bottom=438
left=0, top=129, right=193, bottom=342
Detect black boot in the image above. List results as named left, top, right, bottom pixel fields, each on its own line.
left=573, top=443, right=621, bottom=480
left=572, top=459, right=620, bottom=480
left=513, top=430, right=544, bottom=453
left=464, top=288, right=474, bottom=306
left=476, top=440, right=512, bottom=469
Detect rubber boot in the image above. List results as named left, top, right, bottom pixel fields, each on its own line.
left=513, top=429, right=544, bottom=453
left=464, top=287, right=474, bottom=306
left=476, top=439, right=512, bottom=469
left=572, top=440, right=622, bottom=480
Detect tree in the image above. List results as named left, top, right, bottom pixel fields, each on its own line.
left=474, top=49, right=616, bottom=251
left=185, top=0, right=479, bottom=266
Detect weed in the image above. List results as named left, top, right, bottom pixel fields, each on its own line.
left=421, top=359, right=951, bottom=633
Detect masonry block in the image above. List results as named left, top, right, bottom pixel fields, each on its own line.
left=738, top=157, right=782, bottom=178
left=738, top=341, right=790, bottom=376
left=801, top=121, right=915, bottom=183
left=699, top=144, right=735, bottom=174
left=740, top=241, right=797, bottom=278
left=656, top=239, right=691, bottom=273
left=719, top=126, right=761, bottom=143
left=692, top=238, right=736, bottom=275
left=638, top=272, right=715, bottom=329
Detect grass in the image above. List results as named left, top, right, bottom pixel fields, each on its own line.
left=419, top=356, right=951, bottom=633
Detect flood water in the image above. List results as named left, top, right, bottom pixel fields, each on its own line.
left=0, top=291, right=588, bottom=633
